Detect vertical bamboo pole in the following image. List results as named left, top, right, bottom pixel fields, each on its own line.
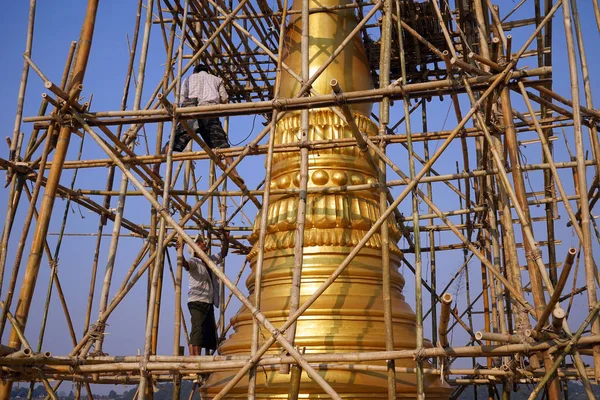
left=422, top=103, right=438, bottom=359
left=150, top=0, right=187, bottom=363
left=406, top=51, right=424, bottom=400
left=93, top=0, right=147, bottom=353
left=561, top=0, right=600, bottom=382
left=484, top=179, right=508, bottom=344
left=501, top=88, right=549, bottom=318
left=172, top=157, right=190, bottom=400
left=248, top=0, right=289, bottom=395
left=136, top=1, right=177, bottom=397
left=94, top=177, right=130, bottom=354
left=0, top=0, right=38, bottom=297
left=219, top=119, right=228, bottom=339
left=456, top=166, right=477, bottom=400
left=84, top=0, right=141, bottom=329
left=570, top=0, right=600, bottom=197
left=473, top=0, right=490, bottom=62
left=380, top=0, right=394, bottom=398
left=0, top=2, right=99, bottom=399
left=468, top=84, right=561, bottom=397
left=9, top=0, right=36, bottom=165
left=279, top=0, right=309, bottom=377
left=394, top=1, right=421, bottom=396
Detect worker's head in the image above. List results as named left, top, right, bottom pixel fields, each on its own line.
left=193, top=64, right=209, bottom=74
left=189, top=234, right=208, bottom=256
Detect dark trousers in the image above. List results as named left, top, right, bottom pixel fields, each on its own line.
left=172, top=99, right=229, bottom=152
left=188, top=301, right=217, bottom=350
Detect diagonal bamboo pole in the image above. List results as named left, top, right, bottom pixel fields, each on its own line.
left=363, top=138, right=535, bottom=315
left=465, top=80, right=595, bottom=393
left=0, top=3, right=100, bottom=398
left=70, top=57, right=511, bottom=395
left=561, top=0, right=600, bottom=381
left=72, top=112, right=343, bottom=400
left=0, top=302, right=58, bottom=400
left=527, top=300, right=600, bottom=400
left=0, top=0, right=99, bottom=368
left=207, top=33, right=552, bottom=396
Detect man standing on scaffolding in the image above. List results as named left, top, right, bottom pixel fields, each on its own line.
left=180, top=231, right=228, bottom=356
left=155, top=64, right=243, bottom=182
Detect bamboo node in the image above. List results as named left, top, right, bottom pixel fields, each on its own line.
left=525, top=249, right=542, bottom=262
left=88, top=322, right=107, bottom=341
left=414, top=347, right=427, bottom=361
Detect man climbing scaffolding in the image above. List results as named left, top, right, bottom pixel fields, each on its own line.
left=154, top=64, right=243, bottom=182
left=180, top=232, right=228, bottom=356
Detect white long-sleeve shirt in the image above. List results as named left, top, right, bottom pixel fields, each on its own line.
left=179, top=71, right=228, bottom=105
left=187, top=253, right=222, bottom=306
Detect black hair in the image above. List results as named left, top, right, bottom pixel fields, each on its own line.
left=193, top=64, right=209, bottom=74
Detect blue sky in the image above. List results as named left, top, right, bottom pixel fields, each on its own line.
left=1, top=0, right=600, bottom=394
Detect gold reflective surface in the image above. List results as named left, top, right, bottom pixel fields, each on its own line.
left=205, top=1, right=451, bottom=397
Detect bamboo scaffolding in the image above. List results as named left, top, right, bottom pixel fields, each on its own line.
left=3, top=0, right=600, bottom=398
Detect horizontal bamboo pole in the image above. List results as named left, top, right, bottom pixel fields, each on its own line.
left=3, top=335, right=600, bottom=372
left=19, top=116, right=579, bottom=171
left=7, top=364, right=599, bottom=383
left=475, top=331, right=522, bottom=344
left=23, top=68, right=551, bottom=125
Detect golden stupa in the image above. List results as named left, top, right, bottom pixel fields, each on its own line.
left=204, top=1, right=452, bottom=397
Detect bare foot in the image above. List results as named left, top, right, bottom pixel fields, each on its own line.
left=152, top=163, right=161, bottom=178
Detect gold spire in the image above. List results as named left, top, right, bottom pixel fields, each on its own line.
left=205, top=1, right=451, bottom=397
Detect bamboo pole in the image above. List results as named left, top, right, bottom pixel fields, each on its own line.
left=363, top=137, right=535, bottom=313
left=499, top=88, right=553, bottom=385
left=401, top=23, right=425, bottom=400
left=591, top=0, right=600, bottom=33
left=438, top=293, right=453, bottom=348
left=210, top=28, right=553, bottom=395
left=22, top=67, right=552, bottom=126
left=0, top=122, right=56, bottom=338
left=249, top=0, right=288, bottom=391
left=72, top=111, right=343, bottom=400
left=6, top=335, right=600, bottom=373
left=83, top=0, right=144, bottom=341
left=533, top=248, right=576, bottom=332
left=150, top=0, right=187, bottom=373
left=561, top=0, right=600, bottom=382
left=93, top=0, right=155, bottom=350
left=0, top=302, right=58, bottom=400
left=465, top=79, right=596, bottom=393
left=0, top=42, right=76, bottom=333
left=0, top=14, right=99, bottom=400
left=527, top=300, right=600, bottom=400
left=0, top=0, right=41, bottom=300
left=9, top=0, right=37, bottom=167
left=475, top=332, right=521, bottom=344
left=279, top=0, right=308, bottom=378
left=379, top=1, right=394, bottom=397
